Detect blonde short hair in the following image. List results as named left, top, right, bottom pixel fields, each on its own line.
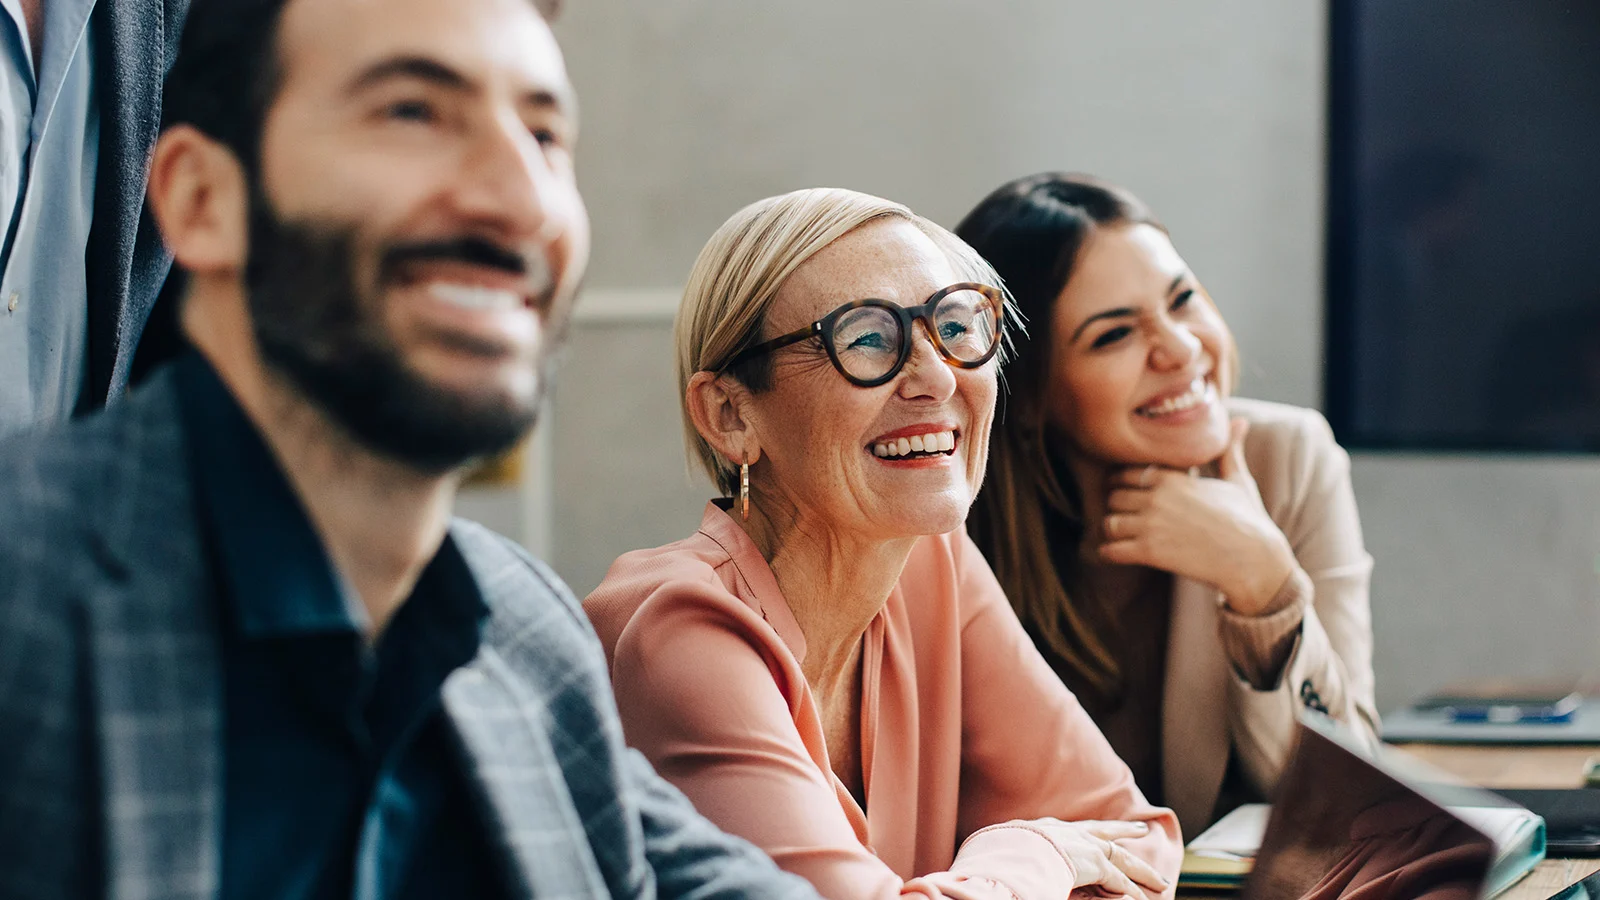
left=675, top=187, right=1008, bottom=496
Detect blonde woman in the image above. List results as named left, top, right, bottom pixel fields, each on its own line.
left=584, top=188, right=1181, bottom=899
left=956, top=173, right=1378, bottom=837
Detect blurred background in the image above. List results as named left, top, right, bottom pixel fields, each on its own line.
left=458, top=0, right=1600, bottom=714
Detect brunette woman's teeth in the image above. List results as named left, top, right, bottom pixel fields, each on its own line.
left=1137, top=379, right=1216, bottom=418
left=872, top=430, right=958, bottom=459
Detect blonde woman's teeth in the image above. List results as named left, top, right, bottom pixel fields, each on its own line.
left=1138, top=380, right=1216, bottom=417
left=872, top=430, right=958, bottom=459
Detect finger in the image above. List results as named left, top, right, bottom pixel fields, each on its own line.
left=1102, top=513, right=1146, bottom=542
left=1107, top=841, right=1172, bottom=893
left=1097, top=539, right=1150, bottom=567
left=1216, top=417, right=1251, bottom=482
left=1077, top=820, right=1152, bottom=841
left=1105, top=488, right=1151, bottom=514
left=1089, top=844, right=1145, bottom=898
left=1107, top=466, right=1172, bottom=490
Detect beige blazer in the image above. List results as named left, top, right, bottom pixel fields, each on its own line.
left=1161, top=398, right=1379, bottom=837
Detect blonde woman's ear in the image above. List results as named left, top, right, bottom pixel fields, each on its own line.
left=686, top=370, right=760, bottom=466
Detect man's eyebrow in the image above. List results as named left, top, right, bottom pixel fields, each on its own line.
left=346, top=54, right=577, bottom=120
left=347, top=55, right=473, bottom=95
left=523, top=85, right=576, bottom=118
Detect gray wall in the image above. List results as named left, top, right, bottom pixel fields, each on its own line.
left=531, top=0, right=1600, bottom=712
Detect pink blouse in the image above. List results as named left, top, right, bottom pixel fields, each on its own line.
left=584, top=502, right=1181, bottom=899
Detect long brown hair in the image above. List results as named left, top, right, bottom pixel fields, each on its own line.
left=955, top=173, right=1168, bottom=703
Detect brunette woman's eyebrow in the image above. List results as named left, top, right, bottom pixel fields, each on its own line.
left=1071, top=307, right=1137, bottom=343
left=1071, top=274, right=1194, bottom=344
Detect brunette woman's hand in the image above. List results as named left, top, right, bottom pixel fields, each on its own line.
left=1098, top=419, right=1296, bottom=615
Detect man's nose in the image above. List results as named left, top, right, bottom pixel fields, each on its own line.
left=451, top=115, right=567, bottom=245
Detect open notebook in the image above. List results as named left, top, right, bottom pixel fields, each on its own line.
left=1179, top=713, right=1546, bottom=899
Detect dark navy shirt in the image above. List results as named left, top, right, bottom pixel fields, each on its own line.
left=173, top=353, right=509, bottom=900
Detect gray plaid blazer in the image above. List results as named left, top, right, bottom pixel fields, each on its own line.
left=0, top=368, right=820, bottom=900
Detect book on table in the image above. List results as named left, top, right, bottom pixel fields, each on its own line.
left=1176, top=713, right=1546, bottom=898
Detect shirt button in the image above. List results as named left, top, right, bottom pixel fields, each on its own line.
left=6, top=293, right=16, bottom=313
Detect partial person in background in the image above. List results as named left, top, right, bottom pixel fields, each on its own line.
left=585, top=187, right=1181, bottom=900
left=956, top=173, right=1379, bottom=838
left=0, top=0, right=187, bottom=433
left=0, top=0, right=822, bottom=897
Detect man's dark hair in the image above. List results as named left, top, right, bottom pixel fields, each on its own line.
left=160, top=0, right=561, bottom=173
left=160, top=0, right=289, bottom=174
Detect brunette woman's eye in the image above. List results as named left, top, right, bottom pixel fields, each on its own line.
left=1091, top=326, right=1132, bottom=349
left=1171, top=289, right=1195, bottom=311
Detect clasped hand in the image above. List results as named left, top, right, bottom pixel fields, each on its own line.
left=1097, top=419, right=1295, bottom=616
left=1036, top=819, right=1169, bottom=898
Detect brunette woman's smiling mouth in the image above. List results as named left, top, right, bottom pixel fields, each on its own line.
left=1134, top=374, right=1217, bottom=423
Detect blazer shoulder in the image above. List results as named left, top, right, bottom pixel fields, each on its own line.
left=0, top=375, right=181, bottom=556
left=451, top=518, right=589, bottom=629
left=1226, top=396, right=1334, bottom=439
left=583, top=533, right=748, bottom=648
left=450, top=519, right=626, bottom=714
left=0, top=377, right=189, bottom=705
left=1225, top=397, right=1348, bottom=519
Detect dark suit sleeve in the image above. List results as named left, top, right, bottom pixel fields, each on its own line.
left=620, top=747, right=821, bottom=900
left=494, top=537, right=820, bottom=900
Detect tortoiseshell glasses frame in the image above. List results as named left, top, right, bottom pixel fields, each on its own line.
left=717, top=282, right=1005, bottom=388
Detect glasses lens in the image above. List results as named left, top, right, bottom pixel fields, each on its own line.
left=831, top=304, right=904, bottom=382
left=933, top=288, right=1001, bottom=363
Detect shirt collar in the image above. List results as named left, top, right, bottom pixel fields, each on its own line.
left=175, top=351, right=364, bottom=637
left=697, top=499, right=809, bottom=663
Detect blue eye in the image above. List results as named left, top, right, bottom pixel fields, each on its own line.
left=847, top=331, right=892, bottom=351
left=939, top=321, right=970, bottom=342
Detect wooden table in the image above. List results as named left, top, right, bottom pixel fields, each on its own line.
left=1177, top=743, right=1600, bottom=899
left=1395, top=744, right=1600, bottom=791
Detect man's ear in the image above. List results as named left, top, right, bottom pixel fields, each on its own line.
left=686, top=370, right=762, bottom=468
left=146, top=124, right=251, bottom=276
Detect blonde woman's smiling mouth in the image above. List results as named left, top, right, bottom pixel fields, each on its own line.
left=870, top=424, right=960, bottom=463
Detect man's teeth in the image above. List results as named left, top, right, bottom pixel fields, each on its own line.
left=428, top=282, right=525, bottom=312
left=1138, top=380, right=1215, bottom=417
left=872, top=430, right=958, bottom=459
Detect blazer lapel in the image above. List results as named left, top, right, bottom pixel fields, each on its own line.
left=444, top=649, right=609, bottom=899
left=88, top=375, right=224, bottom=900
left=1162, top=576, right=1232, bottom=838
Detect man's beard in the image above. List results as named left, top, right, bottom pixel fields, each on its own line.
left=244, top=192, right=558, bottom=474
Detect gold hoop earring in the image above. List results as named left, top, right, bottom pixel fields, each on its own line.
left=740, top=458, right=750, bottom=520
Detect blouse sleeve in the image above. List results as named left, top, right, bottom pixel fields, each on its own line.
left=1225, top=410, right=1381, bottom=794
left=608, top=578, right=1090, bottom=900
left=948, top=532, right=1184, bottom=898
